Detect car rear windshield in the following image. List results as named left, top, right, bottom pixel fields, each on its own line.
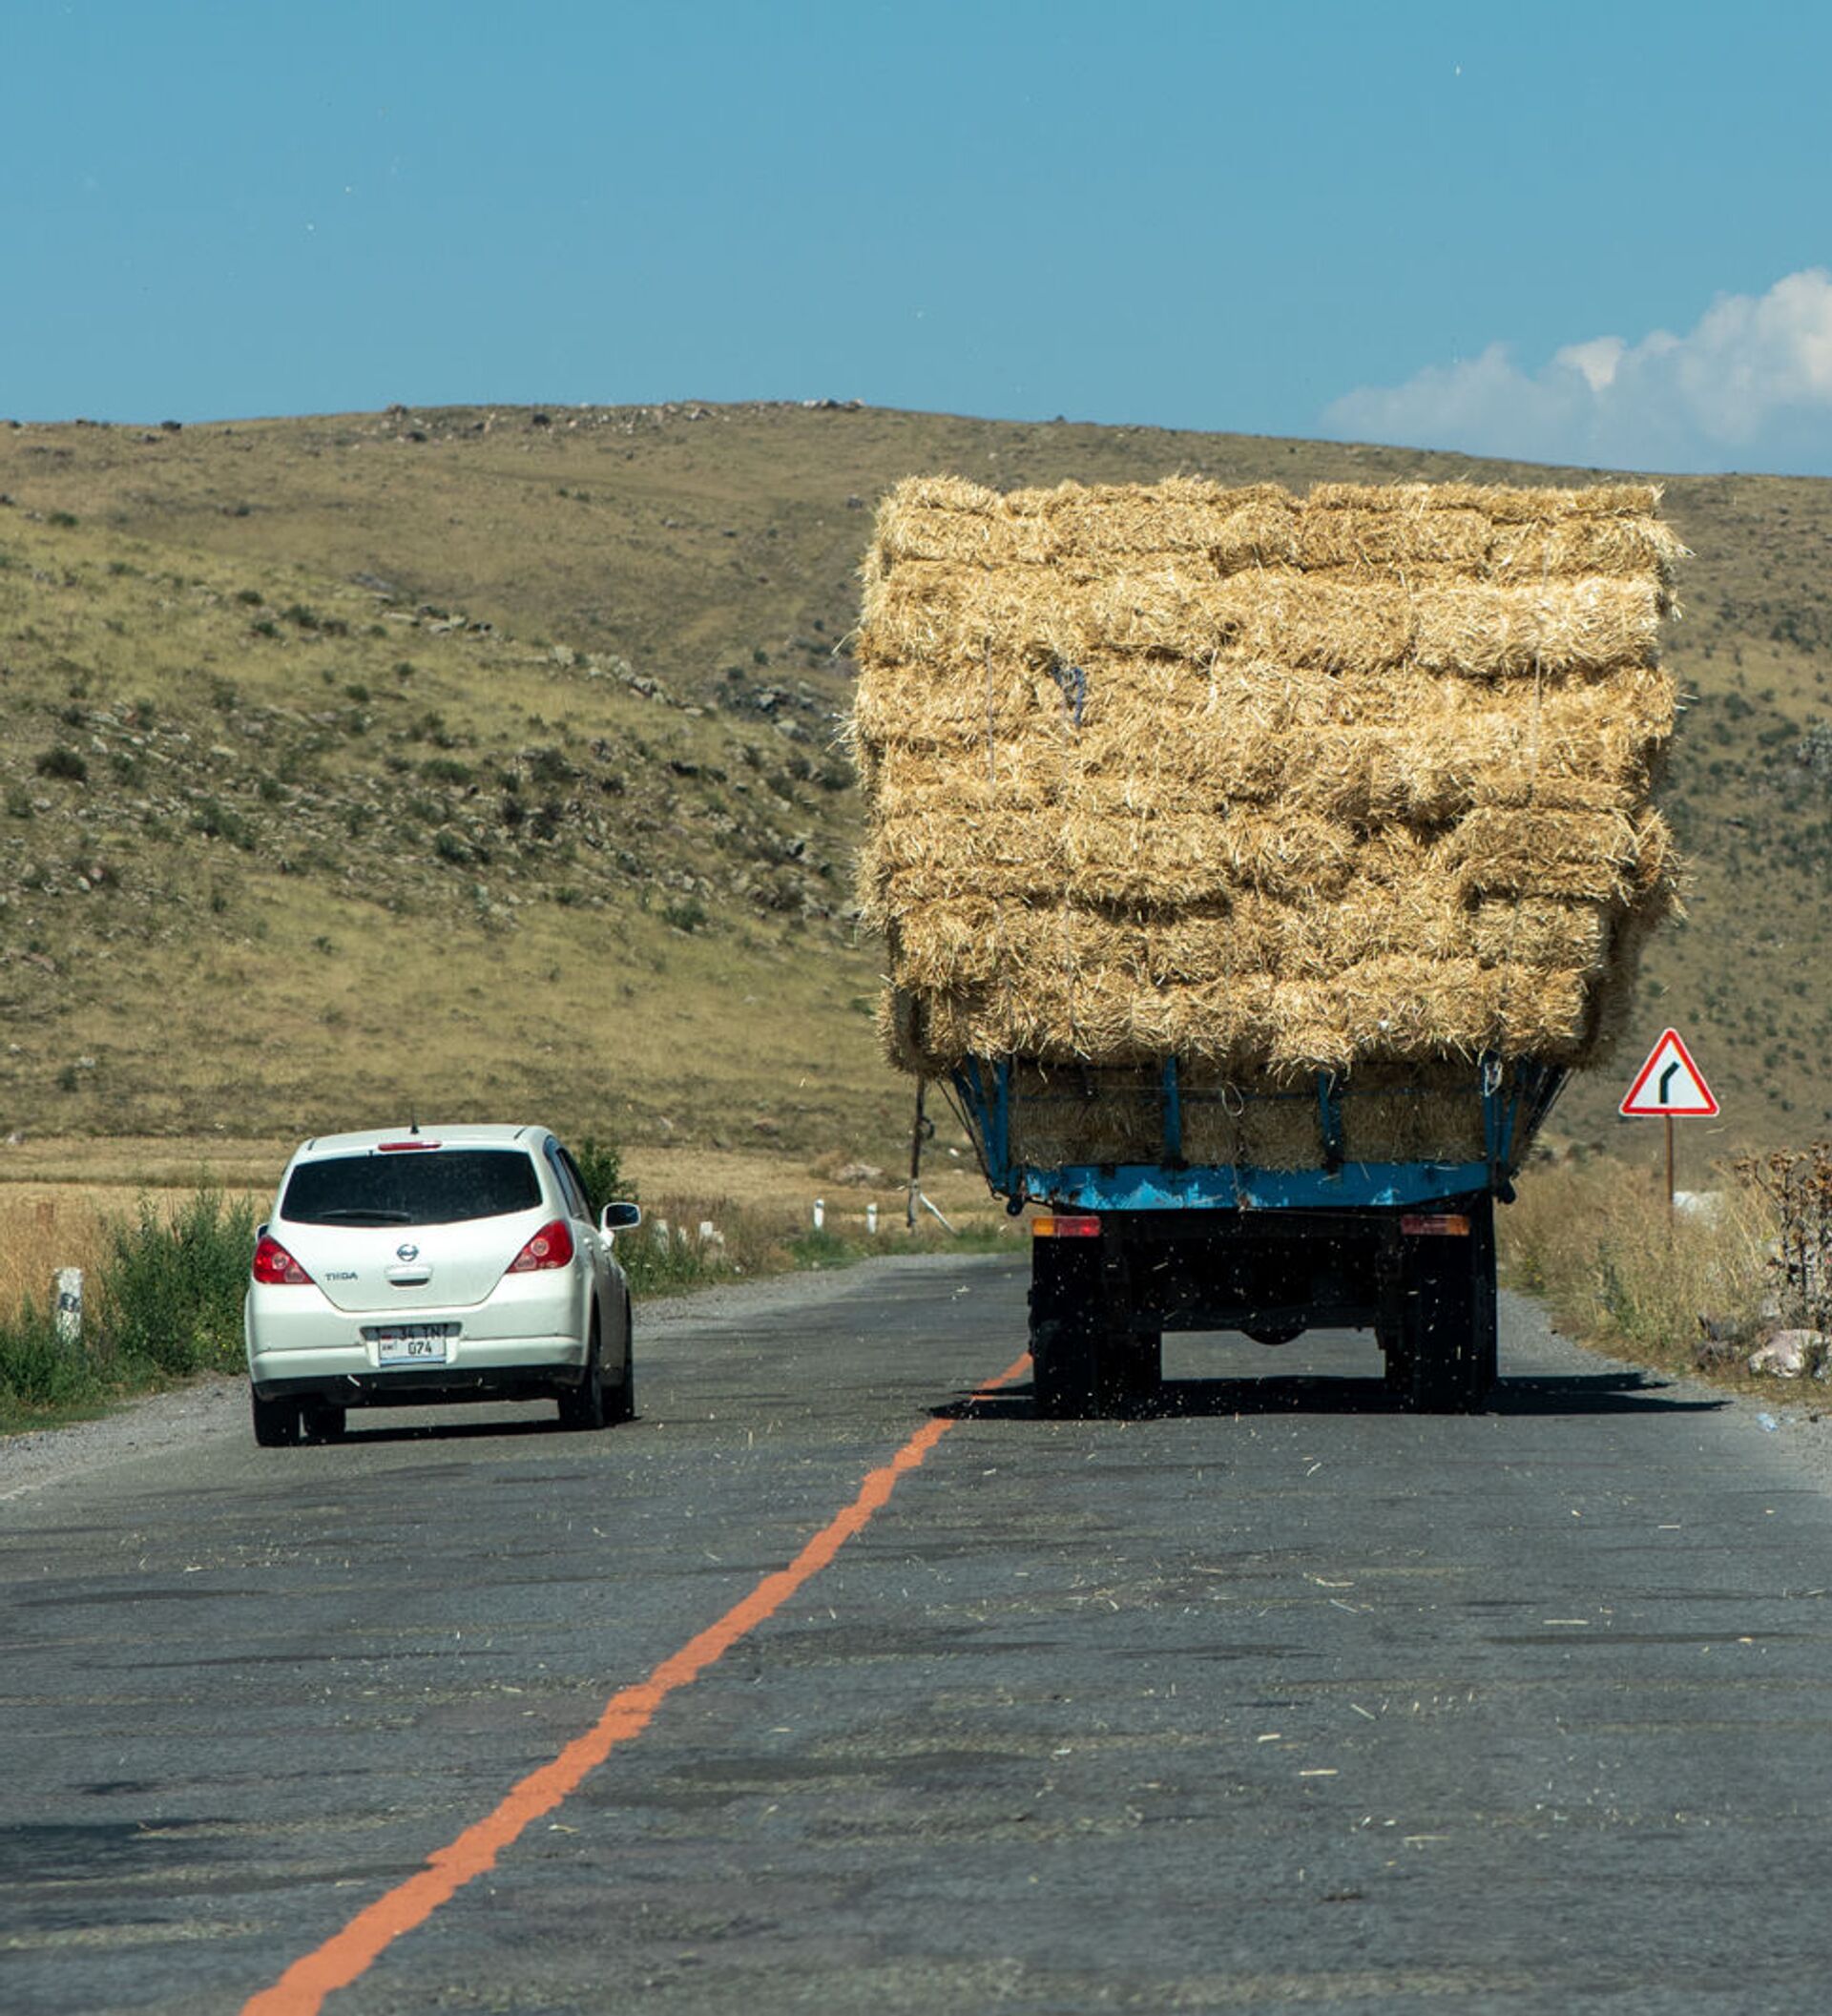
left=281, top=1149, right=544, bottom=1227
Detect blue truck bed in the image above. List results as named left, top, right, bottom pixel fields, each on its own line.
left=950, top=1053, right=1567, bottom=1213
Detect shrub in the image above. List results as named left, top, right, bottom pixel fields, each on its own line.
left=34, top=746, right=88, bottom=782
left=0, top=1299, right=98, bottom=1411
left=193, top=800, right=255, bottom=848
left=661, top=897, right=707, bottom=933
left=572, top=1137, right=633, bottom=1216
left=97, top=1188, right=258, bottom=1376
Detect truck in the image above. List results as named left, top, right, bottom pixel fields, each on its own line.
left=947, top=1054, right=1565, bottom=1415
left=853, top=472, right=1682, bottom=1418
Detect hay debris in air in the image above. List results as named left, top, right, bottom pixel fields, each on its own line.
left=852, top=471, right=1684, bottom=1148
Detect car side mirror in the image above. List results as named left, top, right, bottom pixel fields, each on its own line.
left=600, top=1200, right=642, bottom=1234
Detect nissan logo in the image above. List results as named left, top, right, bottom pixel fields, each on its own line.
left=396, top=1242, right=421, bottom=1262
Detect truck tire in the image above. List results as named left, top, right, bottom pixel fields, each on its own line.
left=1030, top=1236, right=1104, bottom=1419
left=1379, top=1323, right=1412, bottom=1397
left=1102, top=1329, right=1161, bottom=1416
left=1398, top=1194, right=1497, bottom=1413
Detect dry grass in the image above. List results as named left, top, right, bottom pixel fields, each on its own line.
left=0, top=1183, right=266, bottom=1322
left=0, top=1189, right=112, bottom=1320
left=1499, top=1155, right=1770, bottom=1375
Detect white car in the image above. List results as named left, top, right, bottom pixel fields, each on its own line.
left=244, top=1124, right=640, bottom=1445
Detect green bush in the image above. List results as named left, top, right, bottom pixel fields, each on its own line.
left=787, top=1225, right=854, bottom=1268
left=572, top=1136, right=633, bottom=1216
left=192, top=800, right=255, bottom=848
left=0, top=1299, right=98, bottom=1411
left=34, top=746, right=88, bottom=782
left=621, top=1223, right=725, bottom=1296
left=98, top=1189, right=258, bottom=1376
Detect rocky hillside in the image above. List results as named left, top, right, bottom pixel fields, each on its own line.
left=2, top=402, right=1828, bottom=1160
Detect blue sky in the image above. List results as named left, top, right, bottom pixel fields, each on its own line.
left=6, top=0, right=1832, bottom=473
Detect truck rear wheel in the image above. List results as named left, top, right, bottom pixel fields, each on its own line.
left=1030, top=1234, right=1106, bottom=1418
left=1397, top=1194, right=1497, bottom=1413
left=1103, top=1329, right=1160, bottom=1416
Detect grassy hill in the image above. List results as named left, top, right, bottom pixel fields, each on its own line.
left=1, top=401, right=1828, bottom=1176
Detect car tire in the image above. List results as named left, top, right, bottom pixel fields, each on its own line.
left=251, top=1390, right=301, bottom=1447
left=607, top=1299, right=635, bottom=1424
left=558, top=1318, right=607, bottom=1431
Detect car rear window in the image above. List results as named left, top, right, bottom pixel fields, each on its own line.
left=281, top=1149, right=543, bottom=1226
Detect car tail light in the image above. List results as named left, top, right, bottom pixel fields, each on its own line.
left=252, top=1234, right=313, bottom=1285
left=377, top=1139, right=441, bottom=1152
left=509, top=1218, right=574, bottom=1272
left=1032, top=1215, right=1101, bottom=1238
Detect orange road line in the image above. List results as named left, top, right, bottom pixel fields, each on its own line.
left=243, top=1351, right=1030, bottom=2016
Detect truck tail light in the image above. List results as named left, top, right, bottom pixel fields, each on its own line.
left=1032, top=1215, right=1102, bottom=1238
left=252, top=1234, right=313, bottom=1285
left=509, top=1218, right=574, bottom=1272
left=1401, top=1213, right=1470, bottom=1237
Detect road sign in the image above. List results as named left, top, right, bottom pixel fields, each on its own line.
left=1620, top=1028, right=1718, bottom=1118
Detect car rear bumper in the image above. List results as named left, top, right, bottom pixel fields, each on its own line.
left=248, top=1320, right=592, bottom=1400
left=249, top=1354, right=584, bottom=1403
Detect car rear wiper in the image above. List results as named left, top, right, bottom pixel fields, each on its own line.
left=309, top=1209, right=416, bottom=1224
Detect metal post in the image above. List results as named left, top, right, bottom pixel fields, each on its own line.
left=1666, top=1112, right=1676, bottom=1237
left=907, top=1078, right=926, bottom=1231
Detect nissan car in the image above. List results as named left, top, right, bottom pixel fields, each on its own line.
left=244, top=1124, right=640, bottom=1444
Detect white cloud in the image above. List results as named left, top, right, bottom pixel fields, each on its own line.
left=1322, top=269, right=1832, bottom=474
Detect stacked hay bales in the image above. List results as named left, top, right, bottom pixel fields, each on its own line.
left=851, top=475, right=1684, bottom=1169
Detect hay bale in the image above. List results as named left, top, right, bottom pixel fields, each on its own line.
left=853, top=472, right=1682, bottom=1158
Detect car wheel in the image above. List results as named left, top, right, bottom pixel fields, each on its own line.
left=302, top=1402, right=346, bottom=1444
left=607, top=1299, right=635, bottom=1424
left=251, top=1390, right=301, bottom=1447
left=558, top=1317, right=607, bottom=1430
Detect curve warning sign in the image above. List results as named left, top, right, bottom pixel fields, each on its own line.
left=1620, top=1028, right=1718, bottom=1118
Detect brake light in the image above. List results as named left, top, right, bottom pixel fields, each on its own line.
left=509, top=1218, right=574, bottom=1272
left=1032, top=1215, right=1101, bottom=1238
left=1401, top=1213, right=1470, bottom=1237
left=377, top=1139, right=441, bottom=1152
left=252, top=1233, right=313, bottom=1285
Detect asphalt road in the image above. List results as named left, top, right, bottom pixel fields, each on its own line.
left=6, top=1254, right=1832, bottom=2015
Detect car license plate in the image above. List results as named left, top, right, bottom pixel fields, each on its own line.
left=369, top=1323, right=456, bottom=1366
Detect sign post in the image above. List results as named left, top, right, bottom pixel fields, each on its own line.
left=1618, top=1028, right=1719, bottom=1232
